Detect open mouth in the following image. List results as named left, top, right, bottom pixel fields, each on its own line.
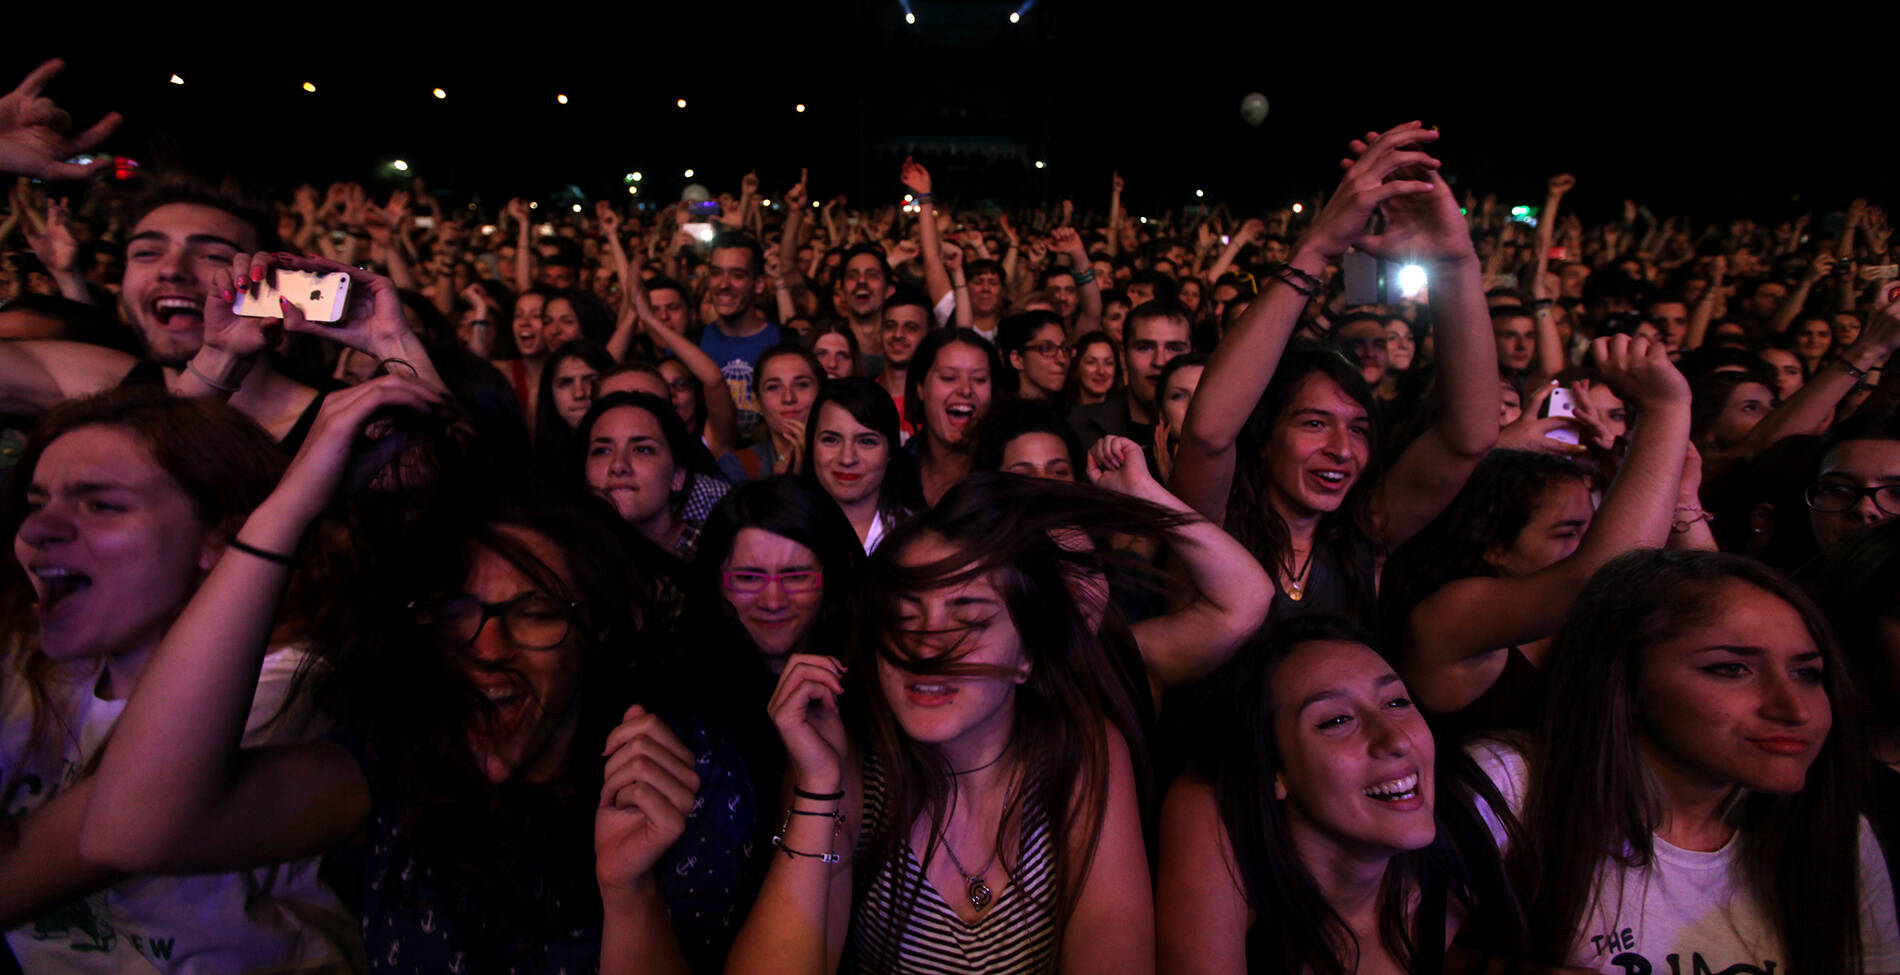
left=905, top=681, right=957, bottom=707
left=1310, top=469, right=1350, bottom=488
left=152, top=296, right=204, bottom=328
left=944, top=404, right=976, bottom=424
left=31, top=565, right=93, bottom=613
left=1363, top=773, right=1419, bottom=803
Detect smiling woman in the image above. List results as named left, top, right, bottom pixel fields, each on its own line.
left=1156, top=615, right=1523, bottom=975
left=1481, top=549, right=1899, bottom=974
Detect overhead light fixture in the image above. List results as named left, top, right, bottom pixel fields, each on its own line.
left=795, top=103, right=806, bottom=113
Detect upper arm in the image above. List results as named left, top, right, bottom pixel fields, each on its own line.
left=0, top=778, right=121, bottom=928
left=1398, top=570, right=1587, bottom=714
left=1061, top=726, right=1153, bottom=975
left=1155, top=777, right=1249, bottom=975
left=0, top=340, right=134, bottom=414
left=82, top=741, right=370, bottom=873
left=1375, top=430, right=1487, bottom=550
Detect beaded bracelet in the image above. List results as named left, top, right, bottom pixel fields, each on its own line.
left=1074, top=267, right=1097, bottom=286
left=771, top=807, right=844, bottom=863
left=1831, top=353, right=1869, bottom=382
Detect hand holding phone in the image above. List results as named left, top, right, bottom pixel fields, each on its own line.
left=234, top=268, right=351, bottom=323
left=1540, top=385, right=1581, bottom=445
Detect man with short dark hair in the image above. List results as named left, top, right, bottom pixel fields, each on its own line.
left=697, top=233, right=780, bottom=436
left=1069, top=298, right=1191, bottom=457
left=830, top=243, right=894, bottom=376
left=877, top=286, right=932, bottom=434
left=965, top=258, right=1008, bottom=343
left=1491, top=304, right=1537, bottom=376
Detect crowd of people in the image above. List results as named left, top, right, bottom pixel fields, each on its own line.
left=2, top=57, right=1899, bottom=974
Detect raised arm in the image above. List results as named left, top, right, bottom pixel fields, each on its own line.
left=1399, top=336, right=1691, bottom=714
left=507, top=197, right=534, bottom=295
left=1201, top=218, right=1261, bottom=287
left=1722, top=290, right=1900, bottom=458
left=1683, top=255, right=1726, bottom=352
left=1172, top=121, right=1443, bottom=523
left=0, top=58, right=122, bottom=181
left=597, top=201, right=633, bottom=318
left=1106, top=171, right=1123, bottom=257
left=1087, top=436, right=1271, bottom=695
left=1527, top=175, right=1573, bottom=381
left=23, top=196, right=93, bottom=304
left=1052, top=227, right=1101, bottom=336
left=80, top=376, right=444, bottom=872
left=1765, top=252, right=1836, bottom=335
left=901, top=158, right=955, bottom=317
left=1368, top=143, right=1500, bottom=549
left=1155, top=777, right=1249, bottom=975
left=724, top=654, right=857, bottom=975
left=638, top=301, right=742, bottom=456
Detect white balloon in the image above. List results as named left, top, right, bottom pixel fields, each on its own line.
left=1240, top=92, right=1269, bottom=128
left=681, top=183, right=710, bottom=203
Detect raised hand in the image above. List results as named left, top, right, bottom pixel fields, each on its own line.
left=22, top=197, right=77, bottom=272
left=900, top=156, right=932, bottom=196
left=1497, top=382, right=1589, bottom=456
left=1546, top=173, right=1576, bottom=197
left=595, top=704, right=701, bottom=898
left=1049, top=225, right=1087, bottom=263
left=741, top=170, right=760, bottom=198
left=1592, top=334, right=1689, bottom=411
left=272, top=372, right=452, bottom=523
left=1111, top=170, right=1124, bottom=194
left=1087, top=434, right=1165, bottom=500
left=887, top=238, right=920, bottom=266
left=1804, top=252, right=1839, bottom=285
left=0, top=59, right=122, bottom=181
left=1296, top=121, right=1441, bottom=262
left=363, top=191, right=410, bottom=247
left=783, top=168, right=809, bottom=210
left=595, top=200, right=620, bottom=239
left=1344, top=125, right=1473, bottom=265
left=766, top=654, right=850, bottom=793
left=941, top=238, right=964, bottom=272
left=505, top=197, right=530, bottom=229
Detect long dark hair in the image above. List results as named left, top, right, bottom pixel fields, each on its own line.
left=533, top=338, right=615, bottom=461
left=1513, top=549, right=1866, bottom=972
left=1225, top=342, right=1382, bottom=621
left=312, top=497, right=657, bottom=968
left=573, top=391, right=709, bottom=521
left=800, top=376, right=922, bottom=528
left=1378, top=450, right=1592, bottom=649
left=1801, top=517, right=1900, bottom=736
left=1196, top=615, right=1525, bottom=975
left=904, top=329, right=1003, bottom=462
left=852, top=473, right=1187, bottom=969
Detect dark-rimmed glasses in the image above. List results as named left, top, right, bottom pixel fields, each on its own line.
left=408, top=593, right=579, bottom=648
left=722, top=570, right=823, bottom=594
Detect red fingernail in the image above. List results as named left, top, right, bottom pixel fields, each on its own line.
left=279, top=297, right=291, bottom=309
left=221, top=289, right=233, bottom=302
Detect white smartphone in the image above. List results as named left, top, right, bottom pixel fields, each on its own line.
left=1541, top=385, right=1580, bottom=445
left=233, top=269, right=352, bottom=323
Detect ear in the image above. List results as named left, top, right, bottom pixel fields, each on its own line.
left=1014, top=658, right=1032, bottom=685
left=1009, top=351, right=1026, bottom=371
left=1272, top=773, right=1288, bottom=802
left=672, top=468, right=687, bottom=494
left=198, top=528, right=226, bottom=574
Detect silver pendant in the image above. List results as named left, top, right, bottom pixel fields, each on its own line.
left=966, top=877, right=993, bottom=909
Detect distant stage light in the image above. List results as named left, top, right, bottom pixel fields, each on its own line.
left=392, top=159, right=409, bottom=172
left=796, top=103, right=807, bottom=113
left=676, top=98, right=687, bottom=109
left=169, top=74, right=184, bottom=85
left=905, top=11, right=916, bottom=23
left=557, top=94, right=569, bottom=105
left=1291, top=203, right=1304, bottom=213
left=572, top=203, right=583, bottom=213
left=631, top=172, right=643, bottom=182
left=528, top=202, right=538, bottom=210
left=1034, top=160, right=1045, bottom=170
left=629, top=186, right=639, bottom=195
left=432, top=87, right=447, bottom=99
left=1009, top=11, right=1021, bottom=22
left=684, top=169, right=695, bottom=178
left=302, top=82, right=316, bottom=93
left=1194, top=189, right=1204, bottom=198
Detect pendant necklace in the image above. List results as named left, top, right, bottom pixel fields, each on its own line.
left=1283, top=544, right=1318, bottom=602
left=939, top=837, right=999, bottom=910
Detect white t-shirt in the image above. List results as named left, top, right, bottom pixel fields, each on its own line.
left=1, top=643, right=362, bottom=973
left=1469, top=741, right=1900, bottom=973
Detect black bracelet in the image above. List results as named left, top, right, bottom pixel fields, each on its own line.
left=227, top=536, right=296, bottom=566
left=771, top=837, right=841, bottom=863
left=793, top=786, right=845, bottom=802
left=788, top=808, right=842, bottom=818
left=1529, top=298, right=1554, bottom=309
left=1271, top=269, right=1317, bottom=299
left=1832, top=353, right=1870, bottom=381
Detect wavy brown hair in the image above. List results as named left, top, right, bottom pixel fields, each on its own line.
left=849, top=473, right=1188, bottom=970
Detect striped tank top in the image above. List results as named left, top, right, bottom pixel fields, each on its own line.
left=844, top=753, right=1059, bottom=973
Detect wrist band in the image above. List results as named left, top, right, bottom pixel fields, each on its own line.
left=186, top=360, right=242, bottom=394
left=1529, top=298, right=1554, bottom=308
left=1831, top=353, right=1869, bottom=381
left=1073, top=267, right=1097, bottom=285
left=227, top=536, right=297, bottom=566
left=1271, top=268, right=1317, bottom=300
left=793, top=786, right=844, bottom=802
left=914, top=193, right=933, bottom=203
left=771, top=806, right=844, bottom=863
left=1671, top=510, right=1714, bottom=534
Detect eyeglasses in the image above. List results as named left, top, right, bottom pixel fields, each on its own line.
left=1805, top=481, right=1900, bottom=515
left=408, top=593, right=579, bottom=649
left=722, top=569, right=823, bottom=594
left=1024, top=341, right=1073, bottom=359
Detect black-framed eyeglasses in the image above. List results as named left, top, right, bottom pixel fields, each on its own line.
left=407, top=592, right=580, bottom=649
left=1024, top=341, right=1073, bottom=359
left=1804, top=480, right=1900, bottom=515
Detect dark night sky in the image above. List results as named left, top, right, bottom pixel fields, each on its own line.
left=10, top=2, right=1893, bottom=224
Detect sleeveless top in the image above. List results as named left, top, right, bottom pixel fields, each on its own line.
left=845, top=754, right=1059, bottom=974
left=116, top=360, right=329, bottom=454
